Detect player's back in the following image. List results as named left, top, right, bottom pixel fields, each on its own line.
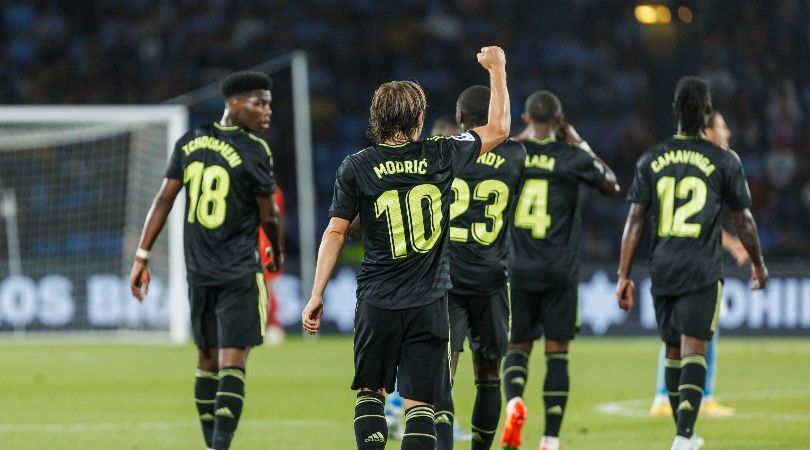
left=628, top=136, right=751, bottom=296
left=449, top=139, right=526, bottom=295
left=330, top=133, right=480, bottom=309
left=167, top=122, right=275, bottom=285
left=509, top=137, right=606, bottom=290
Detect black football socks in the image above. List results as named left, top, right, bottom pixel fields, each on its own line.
left=664, top=358, right=682, bottom=424
left=402, top=405, right=436, bottom=450
left=503, top=348, right=530, bottom=400
left=211, top=367, right=246, bottom=450
left=434, top=392, right=454, bottom=450
left=543, top=352, right=569, bottom=438
left=471, top=379, right=501, bottom=450
left=354, top=391, right=387, bottom=450
left=677, top=354, right=707, bottom=438
left=194, top=368, right=219, bottom=447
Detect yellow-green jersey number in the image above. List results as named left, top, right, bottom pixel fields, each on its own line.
left=183, top=161, right=231, bottom=229
left=375, top=184, right=443, bottom=260
left=449, top=178, right=510, bottom=245
left=656, top=176, right=707, bottom=238
left=514, top=179, right=552, bottom=239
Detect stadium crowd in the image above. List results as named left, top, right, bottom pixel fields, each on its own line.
left=2, top=0, right=808, bottom=261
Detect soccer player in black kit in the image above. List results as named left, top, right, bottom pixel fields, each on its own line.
left=617, top=76, right=767, bottom=450
left=129, top=71, right=283, bottom=450
left=301, top=46, right=510, bottom=450
left=501, top=91, right=620, bottom=450
left=432, top=85, right=526, bottom=450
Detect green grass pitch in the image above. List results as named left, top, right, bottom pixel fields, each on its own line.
left=1, top=336, right=809, bottom=449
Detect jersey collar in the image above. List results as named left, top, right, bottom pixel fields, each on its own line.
left=528, top=136, right=556, bottom=145
left=214, top=122, right=241, bottom=131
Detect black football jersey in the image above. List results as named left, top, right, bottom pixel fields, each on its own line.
left=448, top=139, right=526, bottom=295
left=165, top=122, right=275, bottom=285
left=329, top=132, right=482, bottom=310
left=508, top=137, right=606, bottom=290
left=627, top=135, right=752, bottom=296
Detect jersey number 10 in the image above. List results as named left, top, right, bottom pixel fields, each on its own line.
left=656, top=176, right=707, bottom=238
left=375, top=184, right=443, bottom=260
left=184, top=161, right=231, bottom=229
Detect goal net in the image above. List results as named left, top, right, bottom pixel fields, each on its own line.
left=0, top=106, right=189, bottom=342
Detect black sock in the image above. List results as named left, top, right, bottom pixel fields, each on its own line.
left=211, top=367, right=246, bottom=450
left=503, top=348, right=529, bottom=400
left=195, top=368, right=219, bottom=447
left=402, top=405, right=436, bottom=450
left=677, top=354, right=707, bottom=438
left=664, top=358, right=682, bottom=425
left=471, top=379, right=501, bottom=450
left=354, top=391, right=387, bottom=449
left=543, top=352, right=569, bottom=438
left=434, top=391, right=454, bottom=450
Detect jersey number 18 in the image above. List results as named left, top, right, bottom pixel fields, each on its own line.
left=184, top=161, right=231, bottom=229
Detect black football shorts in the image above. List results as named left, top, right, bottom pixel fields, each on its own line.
left=189, top=272, right=267, bottom=350
left=510, top=282, right=579, bottom=343
left=449, top=283, right=510, bottom=360
left=654, top=280, right=723, bottom=346
left=351, top=296, right=450, bottom=404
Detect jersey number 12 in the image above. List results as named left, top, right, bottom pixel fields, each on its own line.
left=656, top=176, right=707, bottom=238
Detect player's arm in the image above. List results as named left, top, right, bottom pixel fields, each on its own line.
left=302, top=217, right=350, bottom=334
left=561, top=122, right=620, bottom=197
left=616, top=202, right=647, bottom=312
left=730, top=208, right=768, bottom=290
left=721, top=229, right=749, bottom=266
left=471, top=46, right=510, bottom=155
left=346, top=214, right=362, bottom=241
left=129, top=178, right=183, bottom=302
left=258, top=195, right=284, bottom=272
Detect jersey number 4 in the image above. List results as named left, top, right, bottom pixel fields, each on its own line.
left=449, top=178, right=510, bottom=245
left=656, top=176, right=707, bottom=238
left=514, top=179, right=552, bottom=239
left=184, top=161, right=231, bottom=229
left=375, top=184, right=442, bottom=260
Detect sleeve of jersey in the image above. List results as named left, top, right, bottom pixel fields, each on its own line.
left=626, top=155, right=651, bottom=205
left=328, top=158, right=359, bottom=221
left=445, top=130, right=482, bottom=175
left=164, top=141, right=184, bottom=180
left=573, top=147, right=606, bottom=187
left=722, top=151, right=753, bottom=211
left=246, top=145, right=276, bottom=197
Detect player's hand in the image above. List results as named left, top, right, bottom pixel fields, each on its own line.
left=264, top=247, right=284, bottom=272
left=751, top=262, right=768, bottom=290
left=302, top=296, right=324, bottom=335
left=477, top=46, right=506, bottom=71
left=616, top=276, right=635, bottom=312
left=129, top=259, right=151, bottom=302
left=558, top=121, right=584, bottom=146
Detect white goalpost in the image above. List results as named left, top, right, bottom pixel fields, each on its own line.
left=0, top=50, right=314, bottom=344
left=0, top=106, right=190, bottom=342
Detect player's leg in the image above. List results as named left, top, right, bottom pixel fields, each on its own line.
left=654, top=294, right=683, bottom=425
left=398, top=297, right=450, bottom=450
left=650, top=344, right=672, bottom=417
left=352, top=300, right=401, bottom=450
left=466, top=284, right=509, bottom=450
left=501, top=286, right=539, bottom=450
left=190, top=284, right=220, bottom=448
left=537, top=283, right=579, bottom=450
left=700, top=331, right=734, bottom=417
left=209, top=273, right=266, bottom=450
left=671, top=281, right=722, bottom=450
left=434, top=292, right=468, bottom=450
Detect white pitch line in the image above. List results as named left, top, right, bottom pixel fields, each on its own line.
left=595, top=388, right=810, bottom=421
left=0, top=419, right=341, bottom=433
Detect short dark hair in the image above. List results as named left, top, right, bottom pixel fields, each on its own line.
left=674, top=76, right=711, bottom=135
left=367, top=81, right=427, bottom=144
left=430, top=116, right=461, bottom=137
left=221, top=71, right=272, bottom=98
left=525, top=90, right=562, bottom=123
left=456, top=85, right=490, bottom=128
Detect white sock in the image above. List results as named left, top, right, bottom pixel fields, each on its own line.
left=506, top=396, right=524, bottom=411
left=540, top=436, right=560, bottom=450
